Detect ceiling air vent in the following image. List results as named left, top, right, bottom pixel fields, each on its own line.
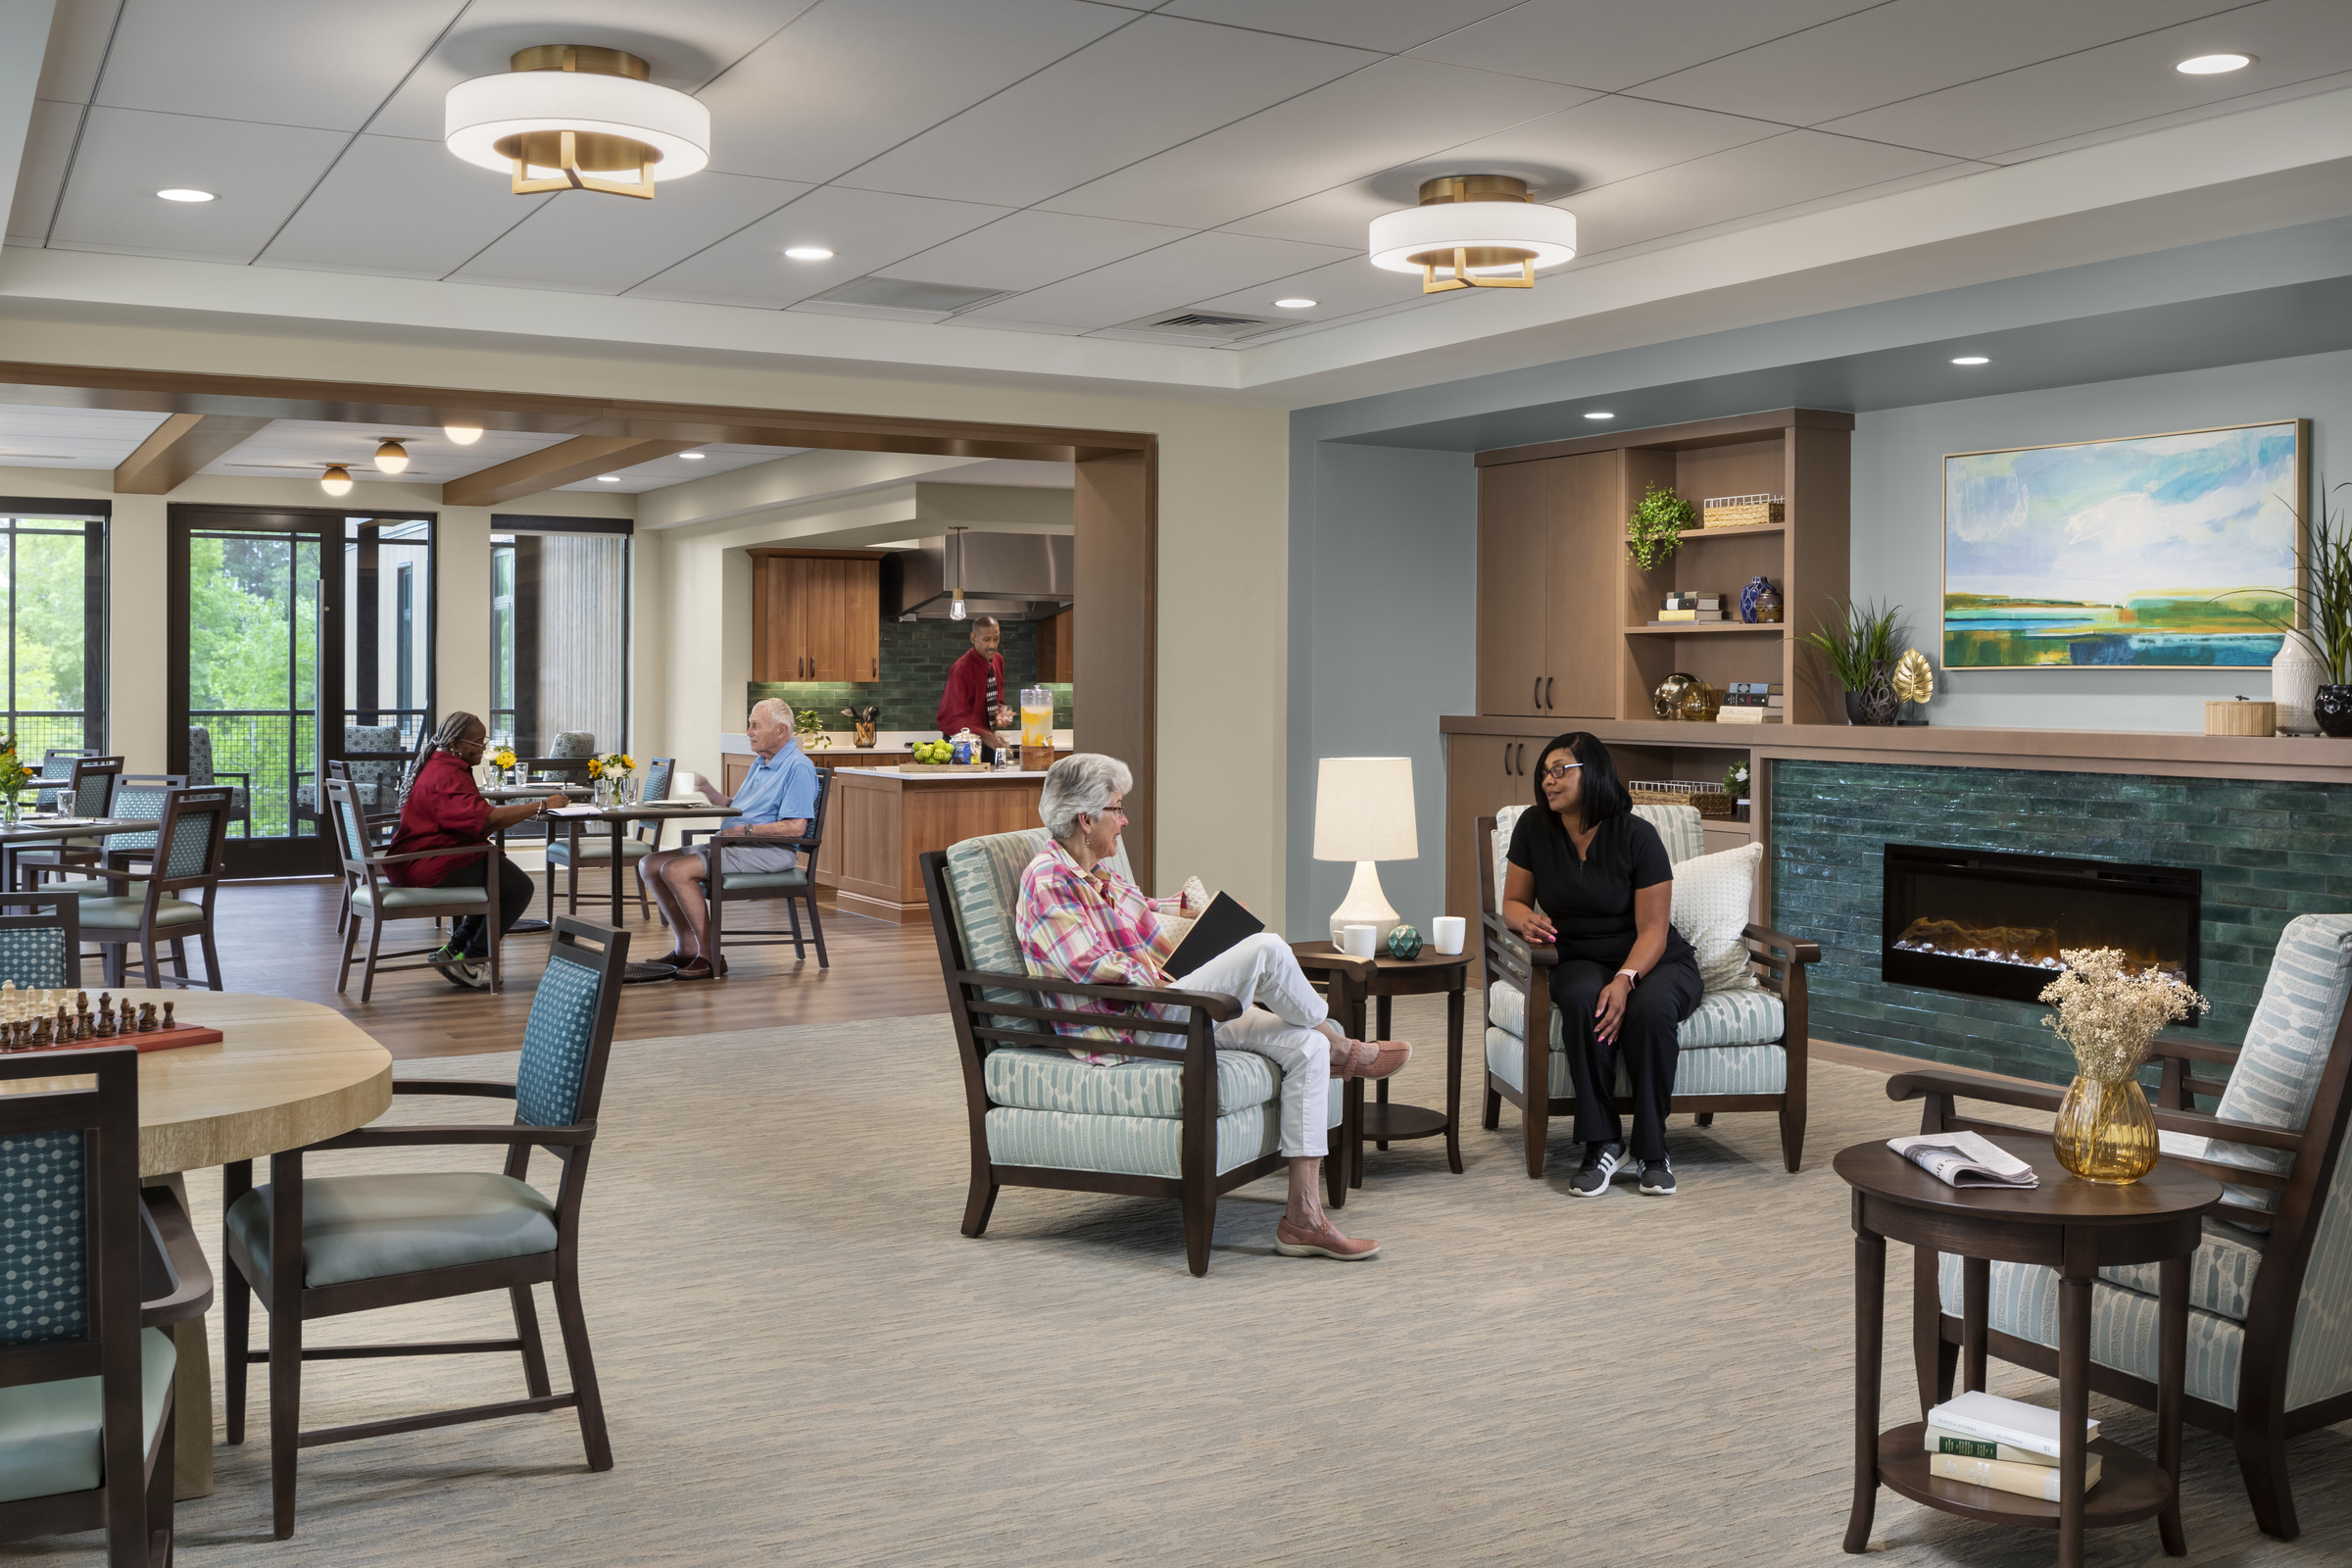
left=797, top=276, right=1010, bottom=322
left=1106, top=310, right=1285, bottom=345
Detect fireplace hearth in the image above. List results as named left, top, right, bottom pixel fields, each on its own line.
left=1881, top=844, right=2201, bottom=1014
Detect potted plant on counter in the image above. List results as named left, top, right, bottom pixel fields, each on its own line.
left=1627, top=482, right=1694, bottom=569
left=1800, top=598, right=1903, bottom=725
left=2230, top=476, right=2352, bottom=736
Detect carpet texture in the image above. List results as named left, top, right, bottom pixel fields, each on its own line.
left=16, top=994, right=2350, bottom=1565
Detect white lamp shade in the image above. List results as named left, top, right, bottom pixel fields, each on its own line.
left=445, top=71, right=710, bottom=180
left=1313, top=757, right=1417, bottom=862
left=1368, top=200, right=1576, bottom=275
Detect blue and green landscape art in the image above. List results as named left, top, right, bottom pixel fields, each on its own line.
left=1943, top=421, right=2299, bottom=667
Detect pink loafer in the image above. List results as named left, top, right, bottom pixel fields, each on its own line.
left=1273, top=1217, right=1380, bottom=1260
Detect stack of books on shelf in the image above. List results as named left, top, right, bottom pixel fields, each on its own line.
left=1924, top=1391, right=2101, bottom=1501
left=1715, top=682, right=1783, bottom=724
left=1651, top=592, right=1722, bottom=624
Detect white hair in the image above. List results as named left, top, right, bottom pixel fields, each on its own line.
left=1040, top=753, right=1132, bottom=840
left=751, top=697, right=794, bottom=729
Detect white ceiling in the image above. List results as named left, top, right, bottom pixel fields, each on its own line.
left=9, top=0, right=2345, bottom=354
left=0, top=403, right=168, bottom=467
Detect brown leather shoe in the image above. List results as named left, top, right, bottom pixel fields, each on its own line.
left=650, top=950, right=694, bottom=968
left=672, top=957, right=715, bottom=980
left=1273, top=1216, right=1380, bottom=1260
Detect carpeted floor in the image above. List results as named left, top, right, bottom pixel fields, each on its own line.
left=18, top=995, right=2350, bottom=1565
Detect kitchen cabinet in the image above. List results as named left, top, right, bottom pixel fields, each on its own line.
left=1443, top=731, right=1533, bottom=982
left=753, top=551, right=881, bottom=682
left=1034, top=607, right=1074, bottom=683
left=1475, top=450, right=1617, bottom=719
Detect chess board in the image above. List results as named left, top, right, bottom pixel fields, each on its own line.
left=7, top=1023, right=222, bottom=1057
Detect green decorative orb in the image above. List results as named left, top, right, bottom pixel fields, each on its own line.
left=1386, top=925, right=1423, bottom=960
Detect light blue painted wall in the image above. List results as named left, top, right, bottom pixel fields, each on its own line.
left=1283, top=442, right=1476, bottom=941
left=1852, top=347, right=2346, bottom=731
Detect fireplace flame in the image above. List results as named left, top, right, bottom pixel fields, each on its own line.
left=1891, top=918, right=2183, bottom=980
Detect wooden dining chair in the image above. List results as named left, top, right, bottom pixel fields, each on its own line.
left=222, top=917, right=628, bottom=1538
left=0, top=892, right=83, bottom=987
left=680, top=767, right=833, bottom=971
left=14, top=755, right=122, bottom=891
left=325, top=777, right=506, bottom=999
left=67, top=786, right=233, bottom=990
left=0, top=1045, right=215, bottom=1567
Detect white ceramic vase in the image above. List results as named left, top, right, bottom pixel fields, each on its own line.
left=2272, top=634, right=2326, bottom=734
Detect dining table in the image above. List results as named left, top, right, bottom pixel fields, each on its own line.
left=0, top=813, right=152, bottom=891
left=0, top=991, right=396, bottom=1499
left=545, top=801, right=743, bottom=929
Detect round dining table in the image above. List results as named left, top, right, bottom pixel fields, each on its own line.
left=0, top=992, right=395, bottom=1498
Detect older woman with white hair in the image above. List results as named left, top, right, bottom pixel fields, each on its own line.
left=1015, top=753, right=1408, bottom=1261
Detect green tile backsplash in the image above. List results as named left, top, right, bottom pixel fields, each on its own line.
left=747, top=616, right=1073, bottom=734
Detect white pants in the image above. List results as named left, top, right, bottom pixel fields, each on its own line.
left=1175, top=932, right=1334, bottom=1159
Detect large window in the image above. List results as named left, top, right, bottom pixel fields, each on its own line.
left=0, top=506, right=106, bottom=759
left=488, top=517, right=629, bottom=756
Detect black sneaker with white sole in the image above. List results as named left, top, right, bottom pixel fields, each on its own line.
left=429, top=945, right=490, bottom=990
left=1570, top=1142, right=1624, bottom=1198
left=1638, top=1155, right=1677, bottom=1196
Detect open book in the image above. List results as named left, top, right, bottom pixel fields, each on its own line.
left=1886, top=1130, right=2039, bottom=1189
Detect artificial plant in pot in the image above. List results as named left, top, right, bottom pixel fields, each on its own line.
left=1799, top=599, right=1903, bottom=724
left=1626, top=483, right=1694, bottom=569
left=2229, top=476, right=2352, bottom=736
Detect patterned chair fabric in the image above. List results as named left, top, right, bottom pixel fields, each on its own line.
left=2189, top=913, right=2352, bottom=1212
left=184, top=727, right=250, bottom=815
left=0, top=926, right=72, bottom=988
left=548, top=732, right=595, bottom=760
left=0, top=1130, right=87, bottom=1346
left=30, top=752, right=86, bottom=812
left=516, top=956, right=605, bottom=1127
left=643, top=758, right=675, bottom=802
left=295, top=725, right=405, bottom=811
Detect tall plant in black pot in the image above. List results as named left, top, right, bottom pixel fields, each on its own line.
left=1801, top=599, right=1903, bottom=724
left=2229, top=478, right=2352, bottom=736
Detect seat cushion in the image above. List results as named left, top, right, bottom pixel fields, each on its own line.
left=546, top=838, right=653, bottom=864
left=719, top=869, right=808, bottom=892
left=1938, top=1252, right=2245, bottom=1409
left=74, top=897, right=203, bottom=931
left=983, top=1046, right=1280, bottom=1118
left=2097, top=1222, right=2266, bottom=1322
left=1487, top=980, right=1784, bottom=1050
left=1486, top=1026, right=1788, bottom=1100
left=0, top=1328, right=175, bottom=1504
left=349, top=883, right=488, bottom=912
left=984, top=1080, right=1345, bottom=1177
left=226, top=1172, right=558, bottom=1289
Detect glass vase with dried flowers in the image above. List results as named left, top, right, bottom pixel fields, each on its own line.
left=2039, top=947, right=2209, bottom=1183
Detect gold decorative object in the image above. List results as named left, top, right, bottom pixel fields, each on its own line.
left=2040, top=947, right=2209, bottom=1184
left=1676, top=679, right=1721, bottom=723
left=1891, top=648, right=1936, bottom=706
left=2054, top=1073, right=2161, bottom=1184
left=1650, top=671, right=1699, bottom=720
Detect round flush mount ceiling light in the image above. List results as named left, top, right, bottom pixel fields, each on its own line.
left=373, top=438, right=410, bottom=474
left=1273, top=297, right=1317, bottom=309
left=446, top=45, right=710, bottom=201
left=155, top=188, right=215, bottom=203
left=443, top=422, right=484, bottom=445
left=1951, top=355, right=1990, bottom=366
left=319, top=465, right=354, bottom=498
left=2176, top=53, right=2253, bottom=74
left=782, top=246, right=834, bottom=261
left=1369, top=174, right=1576, bottom=295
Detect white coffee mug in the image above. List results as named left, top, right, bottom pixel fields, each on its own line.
left=1341, top=924, right=1378, bottom=958
left=1431, top=916, right=1466, bottom=956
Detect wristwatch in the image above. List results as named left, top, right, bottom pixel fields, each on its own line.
left=1616, top=968, right=1640, bottom=986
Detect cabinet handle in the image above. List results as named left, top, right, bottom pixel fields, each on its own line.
left=1532, top=676, right=1542, bottom=710
left=1500, top=744, right=1510, bottom=778
left=1545, top=676, right=1554, bottom=710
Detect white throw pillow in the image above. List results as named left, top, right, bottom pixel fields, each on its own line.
left=1671, top=842, right=1762, bottom=994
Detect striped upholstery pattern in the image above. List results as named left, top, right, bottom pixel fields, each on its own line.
left=516, top=956, right=603, bottom=1127
left=0, top=927, right=70, bottom=988
left=1938, top=1252, right=2246, bottom=1409
left=1486, top=1027, right=1788, bottom=1100
left=2287, top=1130, right=2352, bottom=1407
left=984, top=1083, right=1345, bottom=1177
left=943, top=829, right=1135, bottom=1021
left=2194, top=913, right=2352, bottom=1212
left=1486, top=974, right=1784, bottom=1050
left=2097, top=1224, right=2266, bottom=1321
left=984, top=1046, right=1278, bottom=1118
left=0, top=1131, right=86, bottom=1346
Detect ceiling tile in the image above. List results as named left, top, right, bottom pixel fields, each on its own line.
left=845, top=14, right=1380, bottom=207
left=1183, top=253, right=1428, bottom=323
left=1558, top=129, right=1960, bottom=256
left=0, top=404, right=171, bottom=468
left=455, top=171, right=812, bottom=295
left=364, top=0, right=818, bottom=142
left=628, top=186, right=1014, bottom=309
left=960, top=228, right=1351, bottom=328
left=93, top=0, right=465, bottom=132
left=36, top=0, right=122, bottom=103
left=872, top=210, right=1190, bottom=293
left=1043, top=57, right=1591, bottom=229
left=1635, top=0, right=2230, bottom=126
left=47, top=108, right=349, bottom=264
left=1215, top=183, right=1397, bottom=249
left=1985, top=68, right=2352, bottom=166
left=1412, top=93, right=1790, bottom=202
left=258, top=135, right=551, bottom=280
left=1820, top=0, right=2352, bottom=161
left=1153, top=0, right=1528, bottom=53
left=1407, top=0, right=1880, bottom=91
left=7, top=100, right=81, bottom=244
left=699, top=0, right=1129, bottom=185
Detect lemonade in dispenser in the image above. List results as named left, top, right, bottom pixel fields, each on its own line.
left=1020, top=686, right=1054, bottom=773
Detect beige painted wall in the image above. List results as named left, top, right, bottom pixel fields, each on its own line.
left=0, top=315, right=1292, bottom=918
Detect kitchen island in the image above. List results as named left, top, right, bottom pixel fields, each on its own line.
left=823, top=766, right=1055, bottom=923
left=718, top=730, right=1071, bottom=792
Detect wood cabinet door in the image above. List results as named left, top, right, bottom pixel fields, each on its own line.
left=1443, top=731, right=1531, bottom=979
left=1477, top=463, right=1551, bottom=715
left=753, top=556, right=809, bottom=681
left=802, top=559, right=847, bottom=680
left=836, top=558, right=880, bottom=682
left=1543, top=450, right=1620, bottom=718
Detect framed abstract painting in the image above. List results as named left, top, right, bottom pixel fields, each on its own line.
left=1942, top=418, right=2306, bottom=667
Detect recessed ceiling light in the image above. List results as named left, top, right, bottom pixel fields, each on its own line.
left=2176, top=53, right=2253, bottom=74
left=319, top=465, right=354, bottom=497
left=783, top=246, right=834, bottom=261
left=373, top=438, right=410, bottom=474
left=444, top=422, right=483, bottom=445
left=1273, top=297, right=1316, bottom=310
left=1584, top=411, right=1614, bottom=420
left=596, top=474, right=622, bottom=482
left=1951, top=355, right=1990, bottom=366
left=679, top=452, right=706, bottom=460
left=156, top=188, right=215, bottom=203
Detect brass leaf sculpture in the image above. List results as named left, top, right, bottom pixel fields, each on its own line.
left=1891, top=648, right=1936, bottom=706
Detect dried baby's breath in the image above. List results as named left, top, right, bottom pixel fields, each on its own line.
left=2038, top=946, right=2208, bottom=1082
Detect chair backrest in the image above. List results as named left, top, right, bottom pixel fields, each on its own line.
left=341, top=725, right=406, bottom=796
left=0, top=1042, right=139, bottom=1375
left=796, top=766, right=833, bottom=850
left=0, top=895, right=80, bottom=987
left=2197, top=914, right=2352, bottom=1214
left=643, top=757, right=675, bottom=803
left=1488, top=801, right=1703, bottom=911
left=65, top=756, right=123, bottom=818
left=939, top=828, right=1136, bottom=1011
left=185, top=727, right=217, bottom=787
left=99, top=776, right=181, bottom=854
left=149, top=788, right=232, bottom=889
left=514, top=917, right=627, bottom=1132
left=548, top=731, right=595, bottom=760
left=321, top=778, right=373, bottom=876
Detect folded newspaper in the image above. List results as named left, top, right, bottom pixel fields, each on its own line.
left=1886, top=1130, right=2039, bottom=1189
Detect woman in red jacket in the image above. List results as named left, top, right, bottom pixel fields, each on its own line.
left=387, top=712, right=566, bottom=988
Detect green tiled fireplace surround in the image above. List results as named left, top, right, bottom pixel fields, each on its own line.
left=1771, top=758, right=2352, bottom=1085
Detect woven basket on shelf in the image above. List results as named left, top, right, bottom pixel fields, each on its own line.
left=1699, top=493, right=1785, bottom=528
left=1629, top=781, right=1736, bottom=819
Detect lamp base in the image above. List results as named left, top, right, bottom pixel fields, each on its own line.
left=1328, top=860, right=1400, bottom=951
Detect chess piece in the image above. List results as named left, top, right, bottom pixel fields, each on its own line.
left=161, top=1002, right=174, bottom=1032
left=92, top=1006, right=113, bottom=1040
left=138, top=1003, right=157, bottom=1034
left=73, top=1009, right=90, bottom=1042
left=33, top=1015, right=49, bottom=1047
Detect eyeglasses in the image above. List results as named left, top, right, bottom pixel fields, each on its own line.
left=1540, top=761, right=1583, bottom=782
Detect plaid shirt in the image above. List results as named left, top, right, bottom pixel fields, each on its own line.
left=1014, top=841, right=1172, bottom=1062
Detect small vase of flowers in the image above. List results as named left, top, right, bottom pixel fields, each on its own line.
left=0, top=736, right=26, bottom=824
left=588, top=752, right=636, bottom=808
left=2040, top=947, right=2208, bottom=1184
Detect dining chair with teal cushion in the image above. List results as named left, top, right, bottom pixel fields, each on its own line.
left=0, top=894, right=81, bottom=988
left=680, top=767, right=834, bottom=971
left=1887, top=911, right=2352, bottom=1541
left=221, top=916, right=627, bottom=1539
left=326, top=778, right=505, bottom=999
left=13, top=757, right=122, bottom=894
left=0, top=1045, right=213, bottom=1566
left=66, top=787, right=232, bottom=991
left=183, top=726, right=252, bottom=836
left=922, top=828, right=1350, bottom=1277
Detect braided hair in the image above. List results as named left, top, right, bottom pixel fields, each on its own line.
left=399, top=710, right=485, bottom=808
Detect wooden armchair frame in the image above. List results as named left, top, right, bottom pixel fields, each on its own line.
left=223, top=917, right=626, bottom=1538
left=71, top=787, right=233, bottom=992
left=922, top=848, right=1351, bottom=1278
left=1474, top=813, right=1821, bottom=1177
left=1886, top=999, right=2352, bottom=1542
left=680, top=768, right=833, bottom=970
left=326, top=777, right=503, bottom=1000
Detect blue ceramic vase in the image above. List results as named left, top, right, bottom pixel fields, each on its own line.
left=1385, top=925, right=1423, bottom=960
left=1740, top=575, right=1772, bottom=624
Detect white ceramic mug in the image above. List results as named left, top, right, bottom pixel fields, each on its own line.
left=1431, top=916, right=1466, bottom=956
left=1341, top=924, right=1378, bottom=958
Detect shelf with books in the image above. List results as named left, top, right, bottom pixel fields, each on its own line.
left=1875, top=1426, right=2169, bottom=1528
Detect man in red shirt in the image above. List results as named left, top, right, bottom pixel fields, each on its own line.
left=387, top=712, right=567, bottom=988
left=934, top=614, right=1015, bottom=759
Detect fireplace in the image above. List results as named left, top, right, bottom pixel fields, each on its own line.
left=1881, top=844, right=2201, bottom=1015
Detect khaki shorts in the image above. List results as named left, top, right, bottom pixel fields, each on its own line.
left=696, top=842, right=799, bottom=875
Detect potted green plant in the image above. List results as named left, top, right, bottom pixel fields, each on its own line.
left=1800, top=599, right=1904, bottom=725
left=2225, top=476, right=2352, bottom=736
left=1627, top=483, right=1694, bottom=570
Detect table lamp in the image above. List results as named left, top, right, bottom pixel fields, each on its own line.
left=1313, top=756, right=1416, bottom=949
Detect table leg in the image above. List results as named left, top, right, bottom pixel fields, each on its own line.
left=1962, top=1255, right=1989, bottom=1394
left=2057, top=1234, right=2093, bottom=1568
left=1348, top=981, right=1368, bottom=1189
left=162, top=1173, right=213, bottom=1500
left=1445, top=982, right=1464, bottom=1174
left=1374, top=995, right=1391, bottom=1150
left=610, top=816, right=627, bottom=928
left=1912, top=1245, right=1953, bottom=1418
left=1845, top=1203, right=1885, bottom=1554
left=2158, top=1253, right=2188, bottom=1555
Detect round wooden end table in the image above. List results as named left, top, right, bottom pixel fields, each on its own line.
left=1834, top=1133, right=2221, bottom=1566
left=1290, top=943, right=1471, bottom=1186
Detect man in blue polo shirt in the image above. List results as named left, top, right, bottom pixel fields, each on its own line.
left=638, top=697, right=819, bottom=979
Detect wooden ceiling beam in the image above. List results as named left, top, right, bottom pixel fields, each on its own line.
left=439, top=436, right=702, bottom=508
left=111, top=413, right=275, bottom=494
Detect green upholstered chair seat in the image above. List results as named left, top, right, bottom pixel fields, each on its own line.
left=984, top=1079, right=1346, bottom=1177
left=546, top=838, right=653, bottom=864
left=1485, top=1026, right=1788, bottom=1099
left=985, top=1045, right=1281, bottom=1118
left=1487, top=980, right=1785, bottom=1052
left=348, top=883, right=489, bottom=913
left=43, top=878, right=146, bottom=900
left=0, top=1328, right=175, bottom=1504
left=720, top=868, right=808, bottom=892
left=74, top=896, right=203, bottom=931
left=226, top=1171, right=558, bottom=1289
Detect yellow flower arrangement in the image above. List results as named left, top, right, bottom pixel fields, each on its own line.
left=589, top=752, right=634, bottom=778
left=0, top=736, right=26, bottom=800
left=491, top=746, right=516, bottom=771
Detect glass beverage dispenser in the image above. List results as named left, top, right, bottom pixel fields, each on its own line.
left=1020, top=686, right=1054, bottom=773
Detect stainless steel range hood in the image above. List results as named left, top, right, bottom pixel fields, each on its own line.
left=882, top=533, right=1073, bottom=620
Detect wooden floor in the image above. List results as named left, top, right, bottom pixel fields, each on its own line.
left=199, top=873, right=948, bottom=1059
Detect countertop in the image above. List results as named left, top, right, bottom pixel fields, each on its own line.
left=720, top=729, right=1074, bottom=755
left=845, top=767, right=1056, bottom=781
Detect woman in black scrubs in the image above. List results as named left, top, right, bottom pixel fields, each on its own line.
left=1499, top=731, right=1703, bottom=1197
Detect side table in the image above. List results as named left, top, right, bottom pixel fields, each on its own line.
left=1834, top=1134, right=2220, bottom=1566
left=1291, top=943, right=1470, bottom=1188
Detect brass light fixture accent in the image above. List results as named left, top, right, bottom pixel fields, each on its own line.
left=319, top=465, right=354, bottom=498
left=445, top=45, right=711, bottom=201
left=372, top=438, right=410, bottom=474
left=1368, top=174, right=1579, bottom=295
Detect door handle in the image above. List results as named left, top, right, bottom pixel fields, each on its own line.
left=1501, top=744, right=1510, bottom=778
left=1545, top=676, right=1554, bottom=710
left=1532, top=676, right=1542, bottom=710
